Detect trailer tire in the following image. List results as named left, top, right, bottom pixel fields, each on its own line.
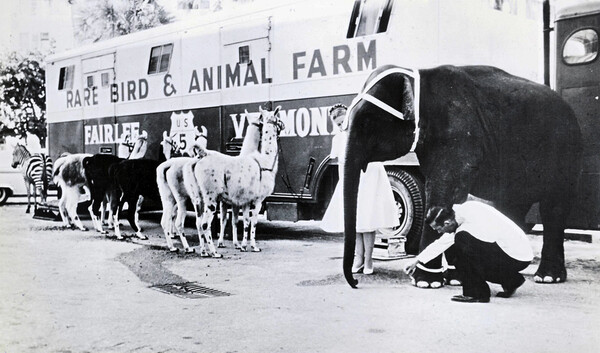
left=0, top=188, right=10, bottom=206
left=378, top=169, right=424, bottom=254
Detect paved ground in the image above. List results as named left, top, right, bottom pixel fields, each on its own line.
left=1, top=204, right=599, bottom=353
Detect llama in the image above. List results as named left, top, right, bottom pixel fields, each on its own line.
left=52, top=153, right=92, bottom=230
left=102, top=131, right=180, bottom=239
left=216, top=112, right=262, bottom=249
left=83, top=131, right=160, bottom=234
left=156, top=126, right=209, bottom=252
left=11, top=143, right=53, bottom=213
left=184, top=106, right=283, bottom=255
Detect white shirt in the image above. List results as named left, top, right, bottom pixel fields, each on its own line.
left=416, top=201, right=534, bottom=263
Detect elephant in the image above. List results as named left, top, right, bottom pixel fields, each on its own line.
left=342, top=64, right=582, bottom=288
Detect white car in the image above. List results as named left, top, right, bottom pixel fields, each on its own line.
left=0, top=150, right=28, bottom=205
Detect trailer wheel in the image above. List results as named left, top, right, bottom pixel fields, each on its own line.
left=378, top=169, right=424, bottom=254
left=0, top=188, right=10, bottom=206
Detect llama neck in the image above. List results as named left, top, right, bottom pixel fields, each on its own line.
left=240, top=123, right=261, bottom=156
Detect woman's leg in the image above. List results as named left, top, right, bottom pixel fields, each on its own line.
left=363, top=231, right=376, bottom=274
left=352, top=233, right=365, bottom=273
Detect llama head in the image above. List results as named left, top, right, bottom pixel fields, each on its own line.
left=160, top=131, right=179, bottom=159
left=258, top=105, right=284, bottom=136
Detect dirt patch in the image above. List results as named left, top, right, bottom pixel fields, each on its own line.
left=297, top=268, right=409, bottom=287
left=115, top=247, right=199, bottom=285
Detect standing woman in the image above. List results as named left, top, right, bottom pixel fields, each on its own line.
left=321, top=104, right=399, bottom=274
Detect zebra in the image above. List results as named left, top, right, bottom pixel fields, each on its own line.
left=11, top=143, right=54, bottom=213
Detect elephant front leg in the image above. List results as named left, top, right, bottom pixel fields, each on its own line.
left=410, top=161, right=473, bottom=289
left=410, top=225, right=445, bottom=289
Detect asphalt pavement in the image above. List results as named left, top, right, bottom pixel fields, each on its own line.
left=1, top=204, right=599, bottom=353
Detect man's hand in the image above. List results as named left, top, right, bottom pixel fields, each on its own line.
left=404, top=258, right=419, bottom=276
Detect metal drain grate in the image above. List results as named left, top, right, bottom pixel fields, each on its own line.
left=150, top=282, right=231, bottom=299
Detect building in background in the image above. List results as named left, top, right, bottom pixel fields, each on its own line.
left=0, top=0, right=75, bottom=56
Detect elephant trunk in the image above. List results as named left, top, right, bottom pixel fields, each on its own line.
left=342, top=142, right=364, bottom=288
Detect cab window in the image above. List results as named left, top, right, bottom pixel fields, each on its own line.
left=347, top=0, right=393, bottom=38
left=563, top=29, right=598, bottom=65
left=148, top=43, right=174, bottom=74
left=58, top=65, right=75, bottom=90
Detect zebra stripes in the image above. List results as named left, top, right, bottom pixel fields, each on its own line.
left=11, top=144, right=54, bottom=209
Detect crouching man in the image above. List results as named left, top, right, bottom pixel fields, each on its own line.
left=404, top=200, right=533, bottom=303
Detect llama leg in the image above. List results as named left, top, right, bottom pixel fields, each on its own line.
left=193, top=203, right=208, bottom=256
left=113, top=195, right=125, bottom=240
left=133, top=195, right=147, bottom=240
left=175, top=200, right=193, bottom=253
left=231, top=206, right=241, bottom=249
left=67, top=188, right=87, bottom=231
left=89, top=196, right=104, bottom=233
left=58, top=193, right=70, bottom=227
left=240, top=207, right=250, bottom=252
left=169, top=204, right=178, bottom=239
left=217, top=201, right=228, bottom=248
left=160, top=200, right=177, bottom=252
left=88, top=204, right=101, bottom=232
left=249, top=202, right=262, bottom=252
left=199, top=203, right=222, bottom=258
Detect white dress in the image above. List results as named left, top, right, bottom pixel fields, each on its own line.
left=320, top=131, right=399, bottom=233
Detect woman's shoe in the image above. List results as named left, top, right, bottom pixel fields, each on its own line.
left=352, top=265, right=364, bottom=274
left=363, top=266, right=374, bottom=275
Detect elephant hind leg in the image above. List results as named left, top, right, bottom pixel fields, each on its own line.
left=535, top=198, right=568, bottom=283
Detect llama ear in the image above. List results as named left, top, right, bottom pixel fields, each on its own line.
left=401, top=77, right=415, bottom=121
left=200, top=125, right=207, bottom=136
left=163, top=131, right=168, bottom=140
left=274, top=105, right=281, bottom=115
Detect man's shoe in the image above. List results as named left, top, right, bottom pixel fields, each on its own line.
left=451, top=295, right=490, bottom=303
left=497, top=277, right=526, bottom=298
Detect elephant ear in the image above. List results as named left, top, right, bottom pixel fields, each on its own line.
left=400, top=75, right=416, bottom=121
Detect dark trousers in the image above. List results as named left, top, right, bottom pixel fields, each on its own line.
left=454, top=231, right=530, bottom=299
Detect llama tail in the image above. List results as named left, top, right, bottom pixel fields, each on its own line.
left=52, top=156, right=67, bottom=185
left=156, top=160, right=172, bottom=201
left=182, top=160, right=201, bottom=205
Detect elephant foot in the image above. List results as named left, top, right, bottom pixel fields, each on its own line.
left=534, top=262, right=566, bottom=283
left=410, top=266, right=444, bottom=289
left=444, top=268, right=462, bottom=286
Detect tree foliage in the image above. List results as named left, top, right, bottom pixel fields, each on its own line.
left=73, top=0, right=174, bottom=44
left=0, top=53, right=46, bottom=145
